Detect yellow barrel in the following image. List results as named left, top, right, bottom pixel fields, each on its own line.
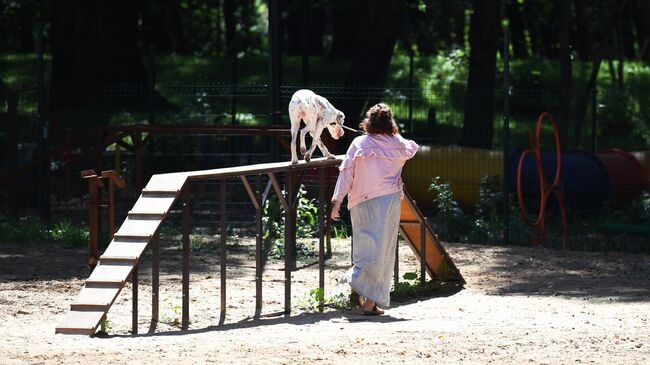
left=402, top=145, right=504, bottom=208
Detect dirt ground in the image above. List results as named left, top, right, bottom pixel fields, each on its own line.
left=1, top=236, right=649, bottom=365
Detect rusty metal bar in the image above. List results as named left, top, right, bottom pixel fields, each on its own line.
left=325, top=167, right=333, bottom=257
left=182, top=187, right=190, bottom=330
left=267, top=172, right=289, bottom=211
left=220, top=178, right=227, bottom=323
left=132, top=265, right=138, bottom=334
left=255, top=174, right=263, bottom=316
left=151, top=231, right=160, bottom=324
left=240, top=176, right=261, bottom=210
left=284, top=170, right=295, bottom=314
left=85, top=173, right=99, bottom=272
left=318, top=168, right=325, bottom=312
left=420, top=217, right=427, bottom=285
left=106, top=175, right=115, bottom=240
left=134, top=131, right=144, bottom=195
left=394, top=236, right=399, bottom=290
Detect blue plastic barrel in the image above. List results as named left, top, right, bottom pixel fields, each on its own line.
left=510, top=149, right=613, bottom=209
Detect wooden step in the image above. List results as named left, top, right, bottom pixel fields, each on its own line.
left=87, top=263, right=134, bottom=285
left=114, top=217, right=162, bottom=239
left=101, top=240, right=148, bottom=261
left=55, top=309, right=105, bottom=335
left=143, top=173, right=187, bottom=193
left=128, top=211, right=167, bottom=219
left=131, top=195, right=177, bottom=214
left=72, top=284, right=121, bottom=308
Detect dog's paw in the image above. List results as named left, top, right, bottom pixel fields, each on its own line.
left=304, top=154, right=311, bottom=163
left=326, top=154, right=335, bottom=159
left=300, top=146, right=306, bottom=155
left=291, top=159, right=299, bottom=165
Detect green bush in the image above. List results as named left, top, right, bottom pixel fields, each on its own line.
left=263, top=184, right=319, bottom=259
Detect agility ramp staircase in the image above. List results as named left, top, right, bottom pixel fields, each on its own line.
left=399, top=189, right=464, bottom=283
left=55, top=157, right=341, bottom=335
left=56, top=157, right=463, bottom=335
left=55, top=172, right=186, bottom=335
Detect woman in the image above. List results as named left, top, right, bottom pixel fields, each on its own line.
left=331, top=103, right=418, bottom=315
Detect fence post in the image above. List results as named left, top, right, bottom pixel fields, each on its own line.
left=591, top=78, right=597, bottom=153
left=502, top=26, right=511, bottom=246
left=302, top=0, right=310, bottom=87
left=36, top=14, right=50, bottom=222
left=7, top=90, right=19, bottom=220
left=408, top=46, right=414, bottom=133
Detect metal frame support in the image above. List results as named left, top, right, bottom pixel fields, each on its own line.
left=318, top=168, right=325, bottom=312
left=420, top=217, right=427, bottom=285
left=220, top=179, right=227, bottom=323
left=151, top=231, right=160, bottom=325
left=132, top=265, right=139, bottom=334
left=182, top=187, right=190, bottom=330
left=241, top=175, right=264, bottom=316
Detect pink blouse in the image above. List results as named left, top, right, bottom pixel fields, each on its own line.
left=332, top=133, right=419, bottom=210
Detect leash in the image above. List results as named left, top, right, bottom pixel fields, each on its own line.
left=342, top=124, right=364, bottom=134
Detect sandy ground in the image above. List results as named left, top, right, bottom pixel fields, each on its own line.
left=1, top=236, right=649, bottom=365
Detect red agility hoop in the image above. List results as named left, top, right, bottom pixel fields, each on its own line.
left=516, top=112, right=568, bottom=250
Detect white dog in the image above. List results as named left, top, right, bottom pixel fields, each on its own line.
left=288, top=89, right=345, bottom=164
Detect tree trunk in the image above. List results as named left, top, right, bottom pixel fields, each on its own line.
left=338, top=0, right=404, bottom=122
left=506, top=0, right=528, bottom=58
left=558, top=0, right=572, bottom=146
left=573, top=0, right=592, bottom=60
left=460, top=0, right=501, bottom=149
left=329, top=0, right=367, bottom=58
left=223, top=0, right=236, bottom=54
left=49, top=0, right=150, bottom=111
left=620, top=1, right=636, bottom=59
left=632, top=0, right=650, bottom=62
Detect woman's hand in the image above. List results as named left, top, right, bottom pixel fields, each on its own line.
left=331, top=200, right=342, bottom=220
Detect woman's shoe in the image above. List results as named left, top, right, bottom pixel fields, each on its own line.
left=362, top=305, right=384, bottom=316
left=349, top=291, right=362, bottom=307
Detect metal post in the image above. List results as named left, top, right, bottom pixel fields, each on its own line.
left=502, top=27, right=511, bottom=246
left=408, top=47, right=414, bottom=133
left=284, top=170, right=294, bottom=314
left=107, top=177, right=115, bottom=240
left=88, top=176, right=99, bottom=271
left=152, top=232, right=159, bottom=324
left=420, top=218, right=426, bottom=285
left=220, top=179, right=227, bottom=322
left=36, top=13, right=50, bottom=222
left=134, top=132, right=144, bottom=195
left=132, top=265, right=139, bottom=334
left=394, top=236, right=399, bottom=290
left=268, top=0, right=282, bottom=161
left=255, top=174, right=263, bottom=316
left=318, top=168, right=325, bottom=312
left=302, top=0, right=309, bottom=87
left=7, top=91, right=18, bottom=220
left=182, top=187, right=190, bottom=330
left=591, top=78, right=597, bottom=153
left=325, top=167, right=332, bottom=257
left=65, top=128, right=72, bottom=198
left=148, top=43, right=156, bottom=125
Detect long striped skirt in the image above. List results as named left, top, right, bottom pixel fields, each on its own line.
left=342, top=192, right=401, bottom=307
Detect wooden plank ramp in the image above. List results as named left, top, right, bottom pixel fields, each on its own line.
left=55, top=174, right=187, bottom=335
left=55, top=156, right=340, bottom=336
left=399, top=189, right=465, bottom=283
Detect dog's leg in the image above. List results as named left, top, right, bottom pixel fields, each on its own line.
left=304, top=125, right=324, bottom=163
left=317, top=139, right=335, bottom=159
left=289, top=114, right=300, bottom=164
left=299, top=126, right=309, bottom=156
